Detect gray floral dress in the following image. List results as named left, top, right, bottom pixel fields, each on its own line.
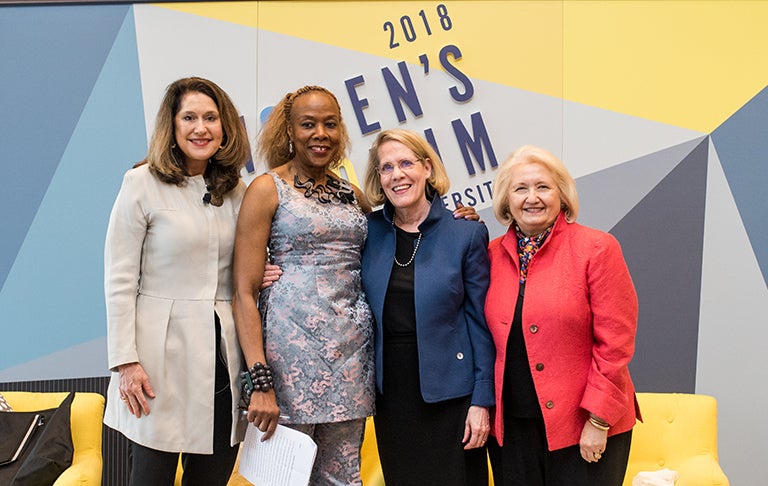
left=258, top=172, right=375, bottom=423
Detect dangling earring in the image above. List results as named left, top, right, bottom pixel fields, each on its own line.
left=288, top=140, right=294, bottom=155
left=171, top=142, right=177, bottom=149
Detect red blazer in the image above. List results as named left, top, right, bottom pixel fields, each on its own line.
left=485, top=212, right=640, bottom=451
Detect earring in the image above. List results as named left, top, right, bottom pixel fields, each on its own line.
left=171, top=143, right=177, bottom=149
left=288, top=140, right=294, bottom=155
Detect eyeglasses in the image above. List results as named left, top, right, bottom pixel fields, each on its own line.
left=376, top=159, right=421, bottom=176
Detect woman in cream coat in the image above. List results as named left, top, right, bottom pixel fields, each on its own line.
left=104, top=77, right=250, bottom=486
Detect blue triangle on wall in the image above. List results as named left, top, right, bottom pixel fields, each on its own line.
left=711, top=84, right=768, bottom=288
left=0, top=5, right=131, bottom=290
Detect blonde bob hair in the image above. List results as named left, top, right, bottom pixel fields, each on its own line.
left=256, top=85, right=350, bottom=170
left=492, top=145, right=579, bottom=227
left=363, top=128, right=450, bottom=206
left=146, top=77, right=250, bottom=205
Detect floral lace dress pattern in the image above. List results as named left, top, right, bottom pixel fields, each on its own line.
left=258, top=172, right=375, bottom=423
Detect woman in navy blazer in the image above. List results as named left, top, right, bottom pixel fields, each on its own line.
left=361, top=129, right=495, bottom=485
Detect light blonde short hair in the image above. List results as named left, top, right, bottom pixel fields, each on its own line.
left=492, top=145, right=579, bottom=226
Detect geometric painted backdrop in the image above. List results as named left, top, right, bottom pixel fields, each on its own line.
left=1, top=2, right=766, bottom=483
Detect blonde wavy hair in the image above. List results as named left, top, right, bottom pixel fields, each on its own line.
left=363, top=128, right=450, bottom=206
left=256, top=86, right=350, bottom=170
left=492, top=145, right=579, bottom=226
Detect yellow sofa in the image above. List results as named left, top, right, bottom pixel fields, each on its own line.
left=623, top=392, right=729, bottom=486
left=2, top=391, right=105, bottom=486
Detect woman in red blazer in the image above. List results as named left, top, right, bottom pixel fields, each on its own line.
left=485, top=145, right=641, bottom=485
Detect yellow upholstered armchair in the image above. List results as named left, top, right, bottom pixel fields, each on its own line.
left=623, top=392, right=729, bottom=486
left=3, top=391, right=105, bottom=485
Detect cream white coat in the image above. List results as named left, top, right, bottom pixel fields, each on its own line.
left=103, top=165, right=247, bottom=453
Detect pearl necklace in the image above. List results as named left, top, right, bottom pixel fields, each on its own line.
left=394, top=231, right=422, bottom=267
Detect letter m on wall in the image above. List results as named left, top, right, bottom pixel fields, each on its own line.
left=452, top=112, right=498, bottom=175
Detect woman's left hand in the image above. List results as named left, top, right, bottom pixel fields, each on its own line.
left=453, top=203, right=481, bottom=222
left=260, top=263, right=282, bottom=290
left=462, top=405, right=490, bottom=450
left=579, top=419, right=609, bottom=463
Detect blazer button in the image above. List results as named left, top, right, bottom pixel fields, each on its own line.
left=529, top=324, right=539, bottom=333
left=535, top=363, right=544, bottom=371
left=456, top=352, right=464, bottom=360
left=545, top=400, right=554, bottom=409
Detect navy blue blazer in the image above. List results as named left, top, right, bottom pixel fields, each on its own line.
left=362, top=198, right=495, bottom=406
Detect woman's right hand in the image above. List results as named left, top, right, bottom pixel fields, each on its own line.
left=247, top=390, right=281, bottom=441
left=117, top=362, right=155, bottom=418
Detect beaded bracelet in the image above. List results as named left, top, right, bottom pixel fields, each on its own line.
left=240, top=362, right=274, bottom=398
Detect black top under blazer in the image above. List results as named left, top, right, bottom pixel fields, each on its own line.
left=361, top=197, right=495, bottom=406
